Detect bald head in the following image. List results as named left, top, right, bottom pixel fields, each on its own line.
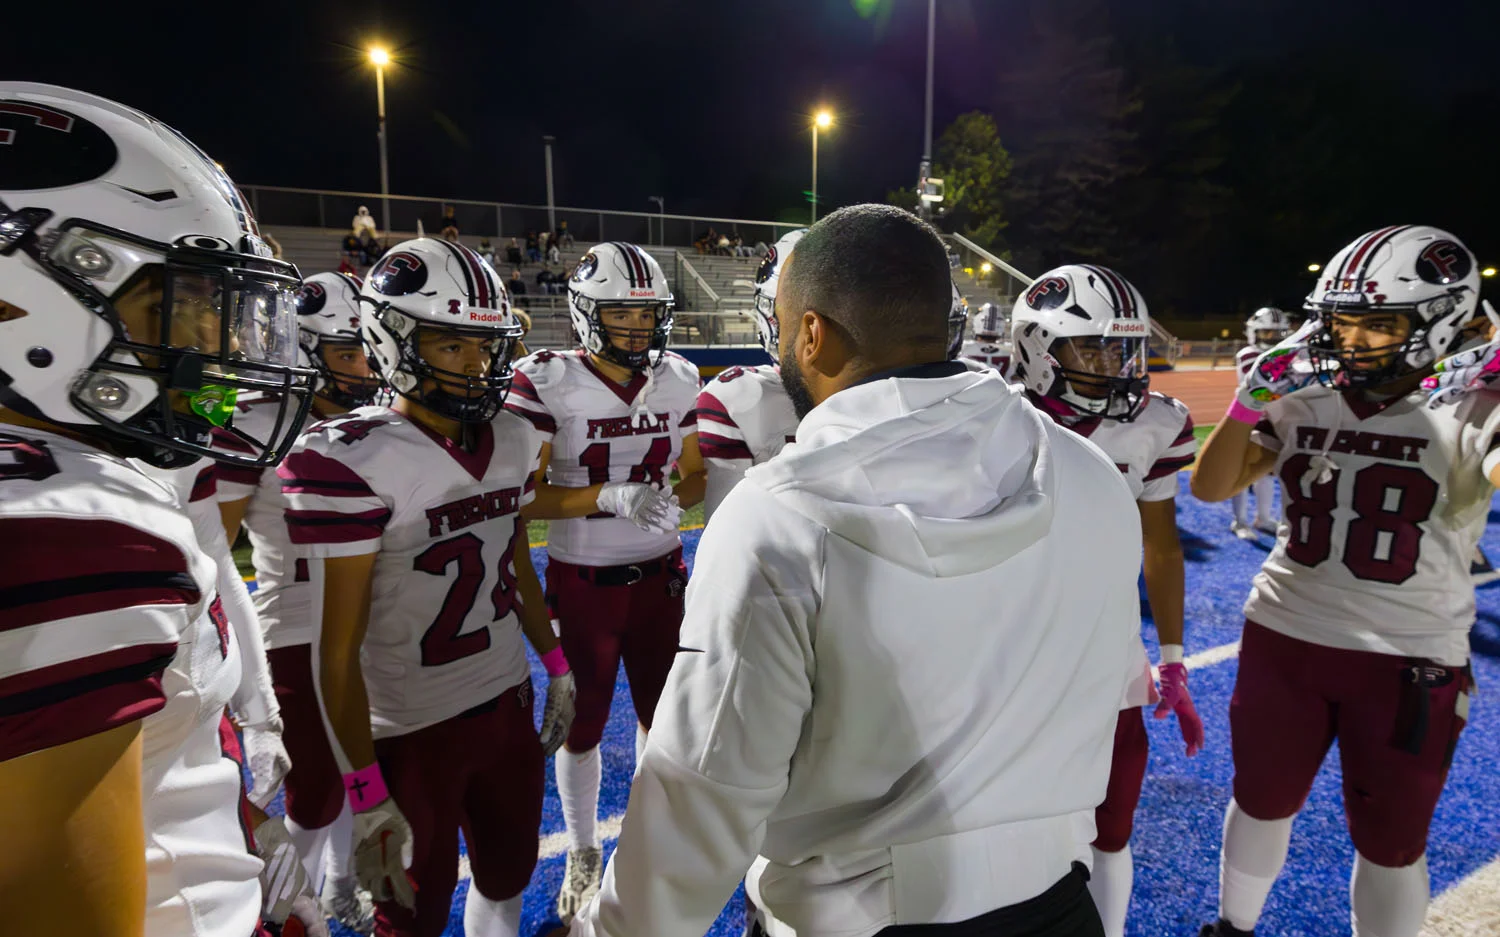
left=777, top=203, right=952, bottom=364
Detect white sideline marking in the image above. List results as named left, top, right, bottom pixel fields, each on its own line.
left=1186, top=641, right=1242, bottom=670
left=1421, top=856, right=1500, bottom=936
left=457, top=813, right=624, bottom=882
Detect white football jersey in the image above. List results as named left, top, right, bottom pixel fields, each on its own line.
left=961, top=339, right=1013, bottom=375
left=1063, top=391, right=1196, bottom=502
left=696, top=365, right=799, bottom=522
left=0, top=428, right=261, bottom=937
left=278, top=408, right=539, bottom=737
left=214, top=394, right=313, bottom=649
left=1235, top=345, right=1261, bottom=379
left=1247, top=385, right=1500, bottom=664
left=507, top=349, right=699, bottom=565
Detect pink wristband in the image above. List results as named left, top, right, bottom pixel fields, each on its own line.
left=343, top=763, right=389, bottom=813
left=540, top=645, right=570, bottom=677
left=1226, top=399, right=1262, bottom=426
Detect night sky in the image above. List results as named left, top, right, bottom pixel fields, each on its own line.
left=10, top=0, right=1500, bottom=257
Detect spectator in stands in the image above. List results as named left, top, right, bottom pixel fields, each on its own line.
left=555, top=220, right=574, bottom=249
left=525, top=230, right=541, bottom=263
left=440, top=205, right=459, bottom=241
left=477, top=238, right=495, bottom=265
left=507, top=237, right=524, bottom=266
left=262, top=230, right=284, bottom=260
left=352, top=205, right=377, bottom=240
left=717, top=232, right=732, bottom=256
left=731, top=234, right=749, bottom=257
left=539, top=230, right=552, bottom=260
left=341, top=229, right=363, bottom=270
left=358, top=230, right=382, bottom=266
left=508, top=268, right=528, bottom=297
left=547, top=239, right=561, bottom=265
left=536, top=265, right=556, bottom=296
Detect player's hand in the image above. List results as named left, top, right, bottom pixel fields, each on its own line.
left=1154, top=662, right=1205, bottom=756
left=280, top=895, right=331, bottom=937
left=596, top=481, right=678, bottom=533
left=1424, top=338, right=1500, bottom=408
left=244, top=715, right=292, bottom=809
left=1236, top=318, right=1322, bottom=412
left=253, top=816, right=320, bottom=928
left=652, top=491, right=684, bottom=534
left=352, top=797, right=416, bottom=910
left=539, top=670, right=576, bottom=757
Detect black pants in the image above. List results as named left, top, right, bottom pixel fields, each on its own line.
left=749, top=863, right=1102, bottom=937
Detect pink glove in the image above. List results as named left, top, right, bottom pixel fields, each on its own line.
left=1154, top=662, right=1205, bottom=756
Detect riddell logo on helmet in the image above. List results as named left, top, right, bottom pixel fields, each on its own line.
left=467, top=310, right=506, bottom=323
left=628, top=289, right=655, bottom=298
left=1105, top=321, right=1149, bottom=336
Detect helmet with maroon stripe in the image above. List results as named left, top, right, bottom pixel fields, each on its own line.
left=1245, top=306, right=1292, bottom=350
left=293, top=271, right=380, bottom=409
left=1011, top=264, right=1150, bottom=421
left=974, top=302, right=1009, bottom=342
left=358, top=237, right=523, bottom=422
left=1304, top=225, right=1478, bottom=388
left=946, top=281, right=968, bottom=359
left=752, top=229, right=805, bottom=359
left=0, top=82, right=315, bottom=468
left=568, top=241, right=674, bottom=370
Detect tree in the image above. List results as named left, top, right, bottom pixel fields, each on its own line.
left=886, top=112, right=1012, bottom=249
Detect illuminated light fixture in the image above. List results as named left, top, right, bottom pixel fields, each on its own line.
left=1483, top=266, right=1497, bottom=278
left=1307, top=263, right=1321, bottom=273
left=369, top=47, right=390, bottom=67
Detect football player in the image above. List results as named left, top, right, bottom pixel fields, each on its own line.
left=0, top=84, right=315, bottom=936
left=1011, top=264, right=1205, bottom=937
left=215, top=271, right=383, bottom=932
left=505, top=241, right=705, bottom=923
left=279, top=237, right=575, bottom=937
left=1229, top=307, right=1292, bottom=539
left=959, top=302, right=1014, bottom=373
left=1192, top=226, right=1496, bottom=937
left=696, top=229, right=803, bottom=521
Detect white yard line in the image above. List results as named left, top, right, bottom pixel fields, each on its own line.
left=1421, top=855, right=1500, bottom=936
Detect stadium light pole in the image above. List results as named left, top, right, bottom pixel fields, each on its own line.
left=369, top=47, right=392, bottom=240
left=812, top=110, right=834, bottom=225
left=648, top=195, right=665, bottom=245
left=543, top=135, right=557, bottom=236
left=917, top=0, right=936, bottom=222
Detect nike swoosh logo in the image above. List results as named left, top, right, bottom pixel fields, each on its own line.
left=676, top=645, right=704, bottom=654
left=112, top=183, right=178, bottom=202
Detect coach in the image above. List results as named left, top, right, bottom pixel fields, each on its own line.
left=564, top=205, right=1142, bottom=937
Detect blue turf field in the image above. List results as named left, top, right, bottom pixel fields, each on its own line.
left=314, top=475, right=1500, bottom=937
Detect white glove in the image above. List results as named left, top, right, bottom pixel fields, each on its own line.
left=243, top=715, right=292, bottom=810
left=596, top=481, right=679, bottom=533
left=1236, top=318, right=1323, bottom=412
left=284, top=894, right=331, bottom=937
left=351, top=797, right=416, bottom=910
left=539, top=671, right=576, bottom=757
left=1425, top=338, right=1500, bottom=408
left=253, top=816, right=321, bottom=930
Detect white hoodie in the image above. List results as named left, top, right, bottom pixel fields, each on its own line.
left=572, top=367, right=1142, bottom=937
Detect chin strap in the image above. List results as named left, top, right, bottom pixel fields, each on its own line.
left=630, top=364, right=657, bottom=430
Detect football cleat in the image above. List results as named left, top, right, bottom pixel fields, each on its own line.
left=1230, top=520, right=1259, bottom=541
left=557, top=845, right=603, bottom=923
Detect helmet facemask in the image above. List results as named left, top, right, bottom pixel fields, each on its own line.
left=1305, top=294, right=1466, bottom=390
left=367, top=301, right=523, bottom=423
left=1253, top=327, right=1290, bottom=350
left=1049, top=334, right=1149, bottom=421
left=577, top=294, right=674, bottom=371
left=8, top=215, right=314, bottom=468
left=306, top=337, right=381, bottom=411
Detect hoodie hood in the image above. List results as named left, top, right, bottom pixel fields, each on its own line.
left=745, top=370, right=1058, bottom=578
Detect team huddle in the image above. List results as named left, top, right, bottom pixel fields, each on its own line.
left=3, top=83, right=1498, bottom=937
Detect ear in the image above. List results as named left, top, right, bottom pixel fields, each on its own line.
left=799, top=310, right=848, bottom=377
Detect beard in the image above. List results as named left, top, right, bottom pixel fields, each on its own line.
left=779, top=346, right=818, bottom=419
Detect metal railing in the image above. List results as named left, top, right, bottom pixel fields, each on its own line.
left=241, top=184, right=803, bottom=250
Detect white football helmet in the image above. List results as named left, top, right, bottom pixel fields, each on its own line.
left=947, top=282, right=969, bottom=359
left=1011, top=264, right=1150, bottom=421
left=1305, top=225, right=1479, bottom=387
left=752, top=229, right=806, bottom=359
left=359, top=237, right=523, bottom=422
left=293, top=272, right=380, bottom=410
left=974, top=302, right=1009, bottom=342
left=568, top=241, right=674, bottom=370
left=1245, top=306, right=1292, bottom=350
left=0, top=83, right=314, bottom=468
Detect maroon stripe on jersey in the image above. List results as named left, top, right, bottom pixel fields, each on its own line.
left=284, top=507, right=391, bottom=545
left=694, top=405, right=739, bottom=429
left=698, top=432, right=754, bottom=461
left=508, top=371, right=544, bottom=403
left=523, top=475, right=537, bottom=495
left=1172, top=414, right=1196, bottom=446
left=579, top=350, right=650, bottom=405
left=216, top=464, right=265, bottom=489
left=277, top=450, right=378, bottom=498
left=0, top=518, right=199, bottom=631
left=1253, top=417, right=1278, bottom=439
left=408, top=418, right=496, bottom=482
left=211, top=426, right=258, bottom=455
left=678, top=408, right=698, bottom=428
left=189, top=465, right=217, bottom=503
left=0, top=641, right=175, bottom=763
left=1145, top=455, right=1195, bottom=481
left=505, top=403, right=556, bottom=434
